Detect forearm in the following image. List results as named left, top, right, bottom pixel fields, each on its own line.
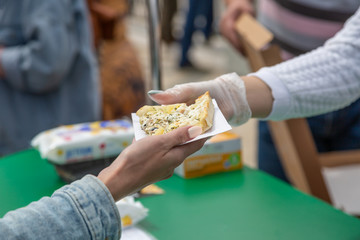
left=1, top=38, right=75, bottom=94
left=0, top=176, right=121, bottom=240
left=251, top=8, right=360, bottom=120
left=242, top=76, right=273, bottom=118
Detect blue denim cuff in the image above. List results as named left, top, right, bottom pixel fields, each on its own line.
left=1, top=47, right=24, bottom=90
left=61, top=175, right=121, bottom=240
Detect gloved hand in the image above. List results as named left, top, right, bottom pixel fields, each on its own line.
left=149, top=73, right=252, bottom=126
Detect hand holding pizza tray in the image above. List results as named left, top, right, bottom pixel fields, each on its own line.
left=131, top=92, right=232, bottom=144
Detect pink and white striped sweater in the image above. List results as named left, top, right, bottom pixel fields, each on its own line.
left=258, top=0, right=359, bottom=59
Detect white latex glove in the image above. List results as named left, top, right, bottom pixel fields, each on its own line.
left=149, top=73, right=252, bottom=126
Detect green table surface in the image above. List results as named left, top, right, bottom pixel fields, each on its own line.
left=1, top=149, right=360, bottom=240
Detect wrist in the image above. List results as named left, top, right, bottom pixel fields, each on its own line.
left=242, top=76, right=273, bottom=118
left=214, top=73, right=252, bottom=125
left=98, top=165, right=130, bottom=201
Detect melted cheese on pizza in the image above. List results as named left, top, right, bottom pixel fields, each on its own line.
left=136, top=92, right=214, bottom=136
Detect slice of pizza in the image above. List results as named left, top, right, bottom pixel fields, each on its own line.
left=136, top=91, right=214, bottom=136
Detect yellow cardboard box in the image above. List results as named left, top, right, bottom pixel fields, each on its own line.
left=175, top=131, right=242, bottom=178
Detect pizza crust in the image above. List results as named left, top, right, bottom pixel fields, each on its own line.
left=136, top=91, right=214, bottom=136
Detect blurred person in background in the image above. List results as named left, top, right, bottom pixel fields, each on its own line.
left=87, top=0, right=146, bottom=120
left=179, top=0, right=214, bottom=68
left=0, top=0, right=100, bottom=156
left=220, top=0, right=360, bottom=182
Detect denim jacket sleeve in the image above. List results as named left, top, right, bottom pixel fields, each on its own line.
left=0, top=175, right=121, bottom=240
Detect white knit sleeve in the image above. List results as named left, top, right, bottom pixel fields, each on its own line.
left=252, top=7, right=360, bottom=121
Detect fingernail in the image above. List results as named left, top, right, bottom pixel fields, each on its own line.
left=148, top=90, right=164, bottom=95
left=188, top=126, right=202, bottom=139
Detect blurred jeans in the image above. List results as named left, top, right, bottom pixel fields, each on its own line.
left=258, top=98, right=360, bottom=183
left=180, top=0, right=213, bottom=67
